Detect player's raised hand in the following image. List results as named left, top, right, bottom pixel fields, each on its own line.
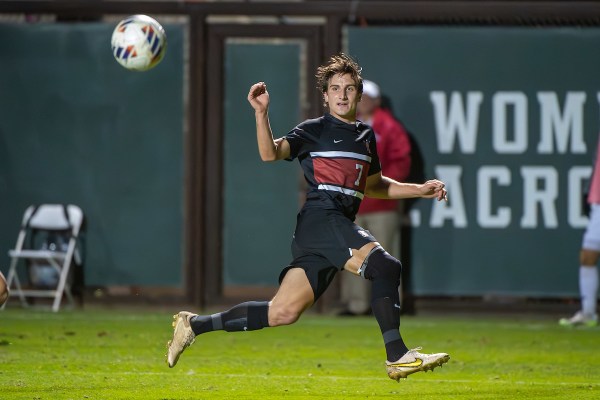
left=248, top=82, right=270, bottom=113
left=419, top=179, right=448, bottom=202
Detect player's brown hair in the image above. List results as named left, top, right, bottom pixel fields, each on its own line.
left=315, top=53, right=363, bottom=95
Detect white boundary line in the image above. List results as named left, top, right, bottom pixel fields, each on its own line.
left=52, top=370, right=600, bottom=387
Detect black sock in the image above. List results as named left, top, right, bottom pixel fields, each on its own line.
left=190, top=301, right=270, bottom=335
left=364, top=250, right=409, bottom=362
left=371, top=296, right=408, bottom=362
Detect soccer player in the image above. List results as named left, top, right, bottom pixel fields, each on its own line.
left=0, top=271, right=9, bottom=306
left=166, top=53, right=450, bottom=380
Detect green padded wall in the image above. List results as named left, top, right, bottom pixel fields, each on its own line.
left=348, top=27, right=600, bottom=297
left=0, top=22, right=184, bottom=286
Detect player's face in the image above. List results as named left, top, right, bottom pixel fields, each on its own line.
left=324, top=73, right=361, bottom=123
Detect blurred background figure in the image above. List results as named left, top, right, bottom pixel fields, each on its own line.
left=0, top=271, right=9, bottom=306
left=559, top=137, right=600, bottom=327
left=339, top=80, right=412, bottom=316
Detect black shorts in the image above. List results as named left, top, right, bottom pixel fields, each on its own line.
left=278, top=208, right=376, bottom=301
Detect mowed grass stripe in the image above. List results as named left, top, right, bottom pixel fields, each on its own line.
left=5, top=368, right=600, bottom=387
left=1, top=308, right=599, bottom=399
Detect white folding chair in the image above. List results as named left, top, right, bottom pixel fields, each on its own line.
left=1, top=204, right=84, bottom=312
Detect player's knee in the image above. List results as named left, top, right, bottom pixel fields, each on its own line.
left=363, top=249, right=401, bottom=284
left=268, top=303, right=303, bottom=327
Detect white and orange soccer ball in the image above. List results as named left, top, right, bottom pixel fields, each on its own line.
left=111, top=14, right=167, bottom=71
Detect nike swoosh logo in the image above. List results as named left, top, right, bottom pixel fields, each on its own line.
left=334, top=139, right=343, bottom=143
left=390, top=358, right=423, bottom=368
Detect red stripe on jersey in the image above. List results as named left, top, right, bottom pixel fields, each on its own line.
left=313, top=157, right=370, bottom=192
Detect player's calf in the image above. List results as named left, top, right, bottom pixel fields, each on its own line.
left=359, top=250, right=451, bottom=379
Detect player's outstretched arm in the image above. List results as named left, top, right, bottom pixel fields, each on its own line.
left=247, top=82, right=290, bottom=162
left=365, top=173, right=448, bottom=202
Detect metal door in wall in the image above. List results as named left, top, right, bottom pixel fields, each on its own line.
left=203, top=24, right=324, bottom=302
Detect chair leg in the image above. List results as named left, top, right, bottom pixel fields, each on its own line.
left=4, top=265, right=29, bottom=309
left=52, top=263, right=72, bottom=312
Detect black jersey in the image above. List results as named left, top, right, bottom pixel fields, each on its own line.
left=284, top=113, right=381, bottom=220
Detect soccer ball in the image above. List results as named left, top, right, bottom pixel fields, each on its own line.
left=111, top=15, right=167, bottom=71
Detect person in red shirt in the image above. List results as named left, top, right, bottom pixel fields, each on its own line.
left=339, top=80, right=412, bottom=316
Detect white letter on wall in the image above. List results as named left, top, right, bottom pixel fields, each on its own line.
left=520, top=166, right=559, bottom=228
left=430, top=91, right=483, bottom=154
left=430, top=165, right=467, bottom=228
left=478, top=166, right=511, bottom=228
left=568, top=166, right=592, bottom=228
left=537, top=92, right=587, bottom=154
left=492, top=92, right=528, bottom=154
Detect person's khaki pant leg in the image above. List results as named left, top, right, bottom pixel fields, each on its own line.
left=340, top=210, right=400, bottom=314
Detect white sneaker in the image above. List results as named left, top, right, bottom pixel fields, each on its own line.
left=559, top=311, right=598, bottom=327
left=166, top=311, right=196, bottom=368
left=386, top=347, right=450, bottom=381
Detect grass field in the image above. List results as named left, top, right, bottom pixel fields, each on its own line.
left=1, top=307, right=599, bottom=399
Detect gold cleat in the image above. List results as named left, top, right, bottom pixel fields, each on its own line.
left=166, top=311, right=196, bottom=368
left=386, top=347, right=450, bottom=381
